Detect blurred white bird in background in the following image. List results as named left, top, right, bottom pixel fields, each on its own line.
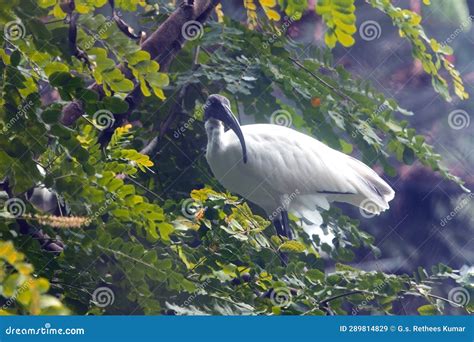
left=204, top=94, right=395, bottom=239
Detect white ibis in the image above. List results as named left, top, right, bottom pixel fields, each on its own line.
left=204, top=94, right=394, bottom=238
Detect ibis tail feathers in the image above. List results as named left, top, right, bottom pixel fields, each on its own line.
left=287, top=157, right=395, bottom=232
left=328, top=156, right=395, bottom=214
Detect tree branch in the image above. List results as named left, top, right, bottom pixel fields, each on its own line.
left=60, top=0, right=220, bottom=129
left=139, top=46, right=203, bottom=156
left=69, top=12, right=91, bottom=69
left=109, top=0, right=144, bottom=40
left=319, top=290, right=363, bottom=315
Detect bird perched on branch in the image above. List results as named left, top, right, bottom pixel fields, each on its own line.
left=204, top=94, right=394, bottom=239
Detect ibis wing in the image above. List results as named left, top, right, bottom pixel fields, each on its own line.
left=237, top=124, right=394, bottom=214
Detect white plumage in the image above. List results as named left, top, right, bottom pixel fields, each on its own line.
left=206, top=123, right=393, bottom=223
left=203, top=94, right=394, bottom=238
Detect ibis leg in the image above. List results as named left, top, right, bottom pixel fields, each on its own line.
left=281, top=210, right=292, bottom=239
left=272, top=218, right=289, bottom=265
left=273, top=218, right=285, bottom=237
left=273, top=212, right=292, bottom=239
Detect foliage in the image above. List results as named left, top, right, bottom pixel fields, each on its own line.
left=0, top=240, right=69, bottom=315
left=367, top=0, right=468, bottom=101
left=316, top=0, right=357, bottom=48
left=0, top=0, right=471, bottom=316
left=279, top=0, right=468, bottom=101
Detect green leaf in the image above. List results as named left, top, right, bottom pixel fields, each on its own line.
left=10, top=50, right=21, bottom=67
left=78, top=89, right=100, bottom=103
left=41, top=109, right=62, bottom=124
left=306, top=269, right=325, bottom=283
left=44, top=62, right=69, bottom=77
left=48, top=72, right=71, bottom=86
left=103, top=97, right=129, bottom=114
left=127, top=51, right=151, bottom=65
left=279, top=240, right=306, bottom=253
left=157, top=222, right=174, bottom=241
left=339, top=139, right=353, bottom=154
left=402, top=147, right=415, bottom=165
left=111, top=79, right=134, bottom=93
left=417, top=304, right=438, bottom=315
left=336, top=247, right=355, bottom=262
left=146, top=73, right=169, bottom=88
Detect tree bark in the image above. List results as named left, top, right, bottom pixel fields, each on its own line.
left=60, top=0, right=220, bottom=126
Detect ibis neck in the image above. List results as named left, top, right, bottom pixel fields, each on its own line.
left=205, top=119, right=225, bottom=153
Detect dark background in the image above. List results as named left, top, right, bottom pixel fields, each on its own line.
left=291, top=0, right=474, bottom=276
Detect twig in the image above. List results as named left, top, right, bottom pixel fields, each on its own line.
left=317, top=288, right=468, bottom=315
left=319, top=290, right=363, bottom=315
left=44, top=18, right=66, bottom=25
left=425, top=293, right=464, bottom=308
left=97, top=244, right=158, bottom=270
left=289, top=56, right=357, bottom=105
left=124, top=175, right=163, bottom=201
left=68, top=11, right=91, bottom=69
left=109, top=0, right=144, bottom=40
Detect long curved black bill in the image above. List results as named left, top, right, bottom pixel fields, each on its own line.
left=222, top=105, right=248, bottom=163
